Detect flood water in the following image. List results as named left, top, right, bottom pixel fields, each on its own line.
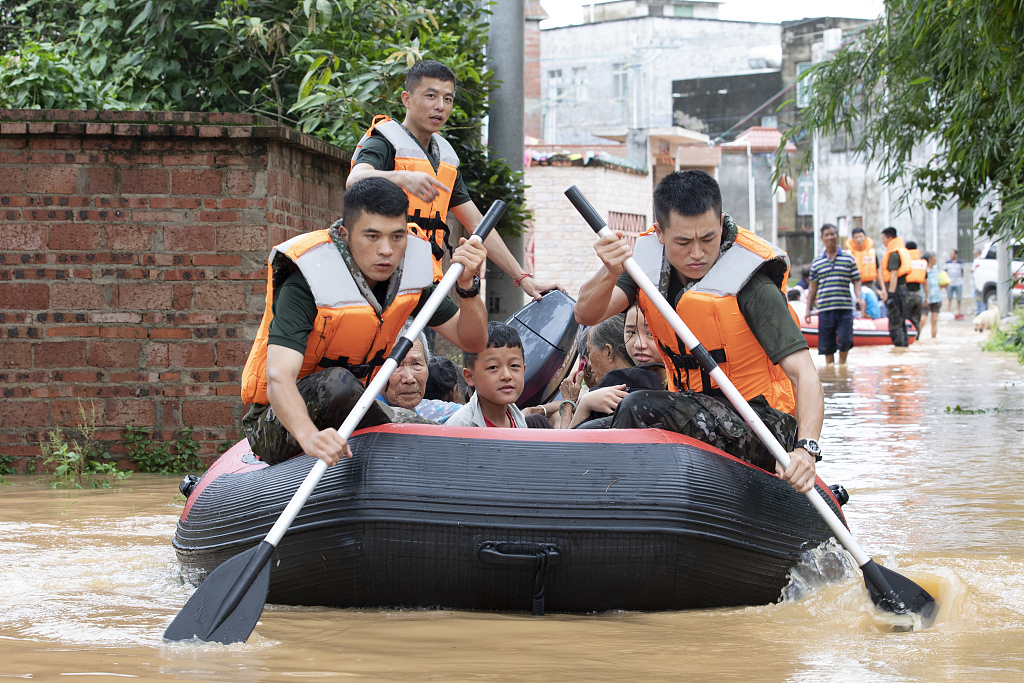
left=1, top=319, right=1022, bottom=681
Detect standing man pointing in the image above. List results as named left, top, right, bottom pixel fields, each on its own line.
left=349, top=60, right=561, bottom=299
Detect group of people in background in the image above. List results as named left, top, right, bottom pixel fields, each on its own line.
left=793, top=221, right=970, bottom=358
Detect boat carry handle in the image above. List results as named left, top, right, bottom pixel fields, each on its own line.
left=477, top=541, right=561, bottom=616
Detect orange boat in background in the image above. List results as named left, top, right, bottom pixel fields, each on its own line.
left=801, top=315, right=917, bottom=347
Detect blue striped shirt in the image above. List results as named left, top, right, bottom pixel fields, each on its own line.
left=809, top=249, right=860, bottom=311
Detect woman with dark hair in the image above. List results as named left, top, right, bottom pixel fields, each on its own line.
left=623, top=303, right=667, bottom=387
left=568, top=314, right=661, bottom=428
left=424, top=355, right=464, bottom=403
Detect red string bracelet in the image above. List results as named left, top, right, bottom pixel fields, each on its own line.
left=512, top=273, right=532, bottom=287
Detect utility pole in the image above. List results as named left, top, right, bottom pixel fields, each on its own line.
left=486, top=0, right=526, bottom=320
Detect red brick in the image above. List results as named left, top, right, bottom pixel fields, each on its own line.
left=167, top=342, right=215, bottom=367
left=216, top=225, right=267, bottom=252
left=89, top=341, right=140, bottom=367
left=51, top=371, right=106, bottom=382
left=0, top=401, right=50, bottom=428
left=150, top=328, right=192, bottom=339
left=118, top=283, right=172, bottom=310
left=193, top=283, right=245, bottom=310
left=172, top=283, right=192, bottom=310
left=24, top=208, right=74, bottom=222
left=1, top=342, right=32, bottom=369
left=225, top=169, right=255, bottom=195
left=105, top=225, right=155, bottom=250
left=99, top=327, right=149, bottom=339
left=49, top=224, right=103, bottom=250
left=45, top=326, right=100, bottom=337
left=164, top=225, right=215, bottom=251
left=50, top=283, right=104, bottom=309
left=34, top=341, right=87, bottom=367
left=190, top=370, right=238, bottom=383
left=151, top=197, right=202, bottom=209
left=216, top=385, right=242, bottom=396
left=0, top=167, right=27, bottom=193
left=172, top=169, right=223, bottom=195
left=0, top=225, right=48, bottom=251
left=193, top=254, right=242, bottom=266
left=121, top=168, right=169, bottom=194
left=0, top=283, right=49, bottom=309
left=90, top=312, right=142, bottom=324
left=162, top=154, right=216, bottom=166
left=84, top=167, right=114, bottom=193
left=133, top=210, right=185, bottom=223
left=26, top=166, right=79, bottom=194
left=198, top=211, right=238, bottom=223
left=216, top=341, right=251, bottom=367
left=106, top=399, right=155, bottom=426
left=182, top=400, right=236, bottom=426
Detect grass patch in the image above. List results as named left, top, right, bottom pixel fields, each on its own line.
left=983, top=308, right=1024, bottom=363
left=123, top=425, right=202, bottom=474
left=40, top=402, right=132, bottom=489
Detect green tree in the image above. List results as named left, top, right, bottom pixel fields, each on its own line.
left=777, top=0, right=1024, bottom=240
left=0, top=0, right=528, bottom=235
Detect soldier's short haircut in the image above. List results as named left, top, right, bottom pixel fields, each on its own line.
left=405, top=60, right=456, bottom=92
left=882, top=227, right=898, bottom=239
left=463, top=321, right=523, bottom=370
left=343, top=177, right=408, bottom=228
left=653, top=169, right=722, bottom=226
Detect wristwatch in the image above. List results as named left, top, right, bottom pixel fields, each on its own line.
left=454, top=275, right=481, bottom=299
left=793, top=438, right=822, bottom=462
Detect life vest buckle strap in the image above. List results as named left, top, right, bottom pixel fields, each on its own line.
left=410, top=210, right=454, bottom=261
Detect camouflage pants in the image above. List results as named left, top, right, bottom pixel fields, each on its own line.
left=242, top=367, right=392, bottom=465
left=607, top=389, right=798, bottom=473
left=887, top=285, right=909, bottom=347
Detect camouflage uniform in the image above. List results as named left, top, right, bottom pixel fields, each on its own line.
left=608, top=389, right=797, bottom=473
left=243, top=367, right=393, bottom=465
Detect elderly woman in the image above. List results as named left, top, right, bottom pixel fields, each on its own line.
left=562, top=313, right=662, bottom=428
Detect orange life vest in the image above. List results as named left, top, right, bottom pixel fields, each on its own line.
left=844, top=236, right=878, bottom=283
left=352, top=115, right=461, bottom=282
left=906, top=248, right=927, bottom=284
left=879, top=237, right=912, bottom=283
left=632, top=225, right=797, bottom=415
left=240, top=228, right=434, bottom=405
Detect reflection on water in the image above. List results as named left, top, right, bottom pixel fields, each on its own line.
left=1, top=323, right=1023, bottom=681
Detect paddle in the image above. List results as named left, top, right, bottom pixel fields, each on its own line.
left=164, top=200, right=507, bottom=644
left=564, top=186, right=937, bottom=627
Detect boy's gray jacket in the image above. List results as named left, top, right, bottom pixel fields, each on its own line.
left=444, top=391, right=527, bottom=428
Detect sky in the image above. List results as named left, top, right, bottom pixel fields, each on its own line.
left=539, top=0, right=886, bottom=28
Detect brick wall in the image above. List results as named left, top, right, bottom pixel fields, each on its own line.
left=0, top=110, right=349, bottom=469
left=526, top=161, right=650, bottom=299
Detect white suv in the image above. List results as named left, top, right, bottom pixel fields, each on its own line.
left=972, top=241, right=1023, bottom=308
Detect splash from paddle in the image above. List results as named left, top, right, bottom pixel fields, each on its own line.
left=164, top=201, right=506, bottom=644
left=564, top=185, right=936, bottom=628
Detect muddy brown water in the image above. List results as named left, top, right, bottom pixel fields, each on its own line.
left=2, top=321, right=1022, bottom=681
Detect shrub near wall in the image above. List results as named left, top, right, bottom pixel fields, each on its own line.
left=0, top=109, right=349, bottom=469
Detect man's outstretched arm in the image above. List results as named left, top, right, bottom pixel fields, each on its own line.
left=575, top=231, right=632, bottom=325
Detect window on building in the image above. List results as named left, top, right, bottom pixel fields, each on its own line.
left=795, top=62, right=813, bottom=108
left=612, top=63, right=628, bottom=101
left=547, top=69, right=563, bottom=103
left=571, top=66, right=588, bottom=102
left=852, top=216, right=863, bottom=233
left=608, top=212, right=647, bottom=247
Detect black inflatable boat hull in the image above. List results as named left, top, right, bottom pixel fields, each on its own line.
left=174, top=425, right=846, bottom=612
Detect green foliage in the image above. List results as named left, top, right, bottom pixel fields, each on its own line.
left=123, top=425, right=203, bottom=474
left=983, top=308, right=1024, bottom=363
left=1, top=0, right=530, bottom=235
left=41, top=425, right=132, bottom=489
left=0, top=453, right=15, bottom=485
left=776, top=1, right=1024, bottom=242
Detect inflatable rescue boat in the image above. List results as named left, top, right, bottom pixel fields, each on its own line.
left=174, top=426, right=847, bottom=613
left=802, top=315, right=917, bottom=347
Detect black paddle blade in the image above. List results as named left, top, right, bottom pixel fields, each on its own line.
left=861, top=559, right=938, bottom=628
left=164, top=543, right=272, bottom=644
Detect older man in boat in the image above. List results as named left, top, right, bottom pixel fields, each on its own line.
left=239, top=177, right=489, bottom=466
left=574, top=170, right=824, bottom=493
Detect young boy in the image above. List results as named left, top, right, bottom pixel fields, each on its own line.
left=445, top=322, right=528, bottom=428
